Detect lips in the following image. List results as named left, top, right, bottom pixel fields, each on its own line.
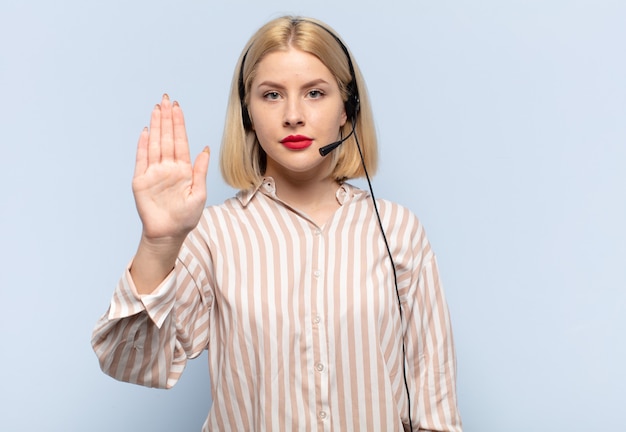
left=280, top=135, right=313, bottom=150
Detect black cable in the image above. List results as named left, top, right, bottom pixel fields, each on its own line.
left=352, top=122, right=414, bottom=431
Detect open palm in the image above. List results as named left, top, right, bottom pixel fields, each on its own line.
left=132, top=94, right=210, bottom=241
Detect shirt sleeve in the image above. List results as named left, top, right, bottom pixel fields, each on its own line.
left=91, top=241, right=214, bottom=389
left=402, top=225, right=463, bottom=431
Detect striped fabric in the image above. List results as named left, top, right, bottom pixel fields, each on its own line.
left=92, top=178, right=462, bottom=431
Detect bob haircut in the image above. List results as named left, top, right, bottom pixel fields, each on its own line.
left=220, top=16, right=378, bottom=190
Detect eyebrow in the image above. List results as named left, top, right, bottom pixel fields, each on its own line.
left=255, top=78, right=331, bottom=90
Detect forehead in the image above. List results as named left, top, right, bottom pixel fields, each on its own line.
left=253, top=47, right=335, bottom=83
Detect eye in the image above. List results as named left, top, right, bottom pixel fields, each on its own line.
left=263, top=91, right=281, bottom=100
left=307, top=89, right=325, bottom=99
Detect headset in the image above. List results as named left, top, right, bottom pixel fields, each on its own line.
left=238, top=18, right=414, bottom=430
left=238, top=20, right=360, bottom=135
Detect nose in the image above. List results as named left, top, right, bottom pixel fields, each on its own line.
left=283, top=98, right=305, bottom=127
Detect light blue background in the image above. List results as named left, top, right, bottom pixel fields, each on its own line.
left=1, top=0, right=624, bottom=430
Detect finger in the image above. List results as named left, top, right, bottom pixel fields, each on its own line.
left=172, top=100, right=190, bottom=163
left=148, top=104, right=161, bottom=164
left=192, top=147, right=211, bottom=195
left=134, top=127, right=149, bottom=177
left=160, top=94, right=175, bottom=161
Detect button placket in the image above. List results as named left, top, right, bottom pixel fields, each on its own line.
left=310, top=223, right=330, bottom=428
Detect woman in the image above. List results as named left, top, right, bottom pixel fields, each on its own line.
left=92, top=16, right=462, bottom=431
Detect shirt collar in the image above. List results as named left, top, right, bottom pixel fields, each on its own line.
left=235, top=177, right=366, bottom=207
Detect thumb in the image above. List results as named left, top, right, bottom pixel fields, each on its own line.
left=192, top=146, right=211, bottom=193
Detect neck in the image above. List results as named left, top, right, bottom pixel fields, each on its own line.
left=265, top=172, right=341, bottom=225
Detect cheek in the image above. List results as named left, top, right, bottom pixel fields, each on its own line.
left=248, top=106, right=269, bottom=138
left=312, top=104, right=347, bottom=128
left=251, top=121, right=274, bottom=149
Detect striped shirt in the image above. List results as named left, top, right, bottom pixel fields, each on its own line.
left=92, top=178, right=462, bottom=431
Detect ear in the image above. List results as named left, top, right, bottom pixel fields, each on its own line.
left=340, top=106, right=347, bottom=127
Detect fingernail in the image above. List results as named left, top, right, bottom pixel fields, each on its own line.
left=203, top=146, right=210, bottom=153
left=155, top=104, right=161, bottom=110
left=163, top=93, right=169, bottom=101
left=173, top=100, right=180, bottom=107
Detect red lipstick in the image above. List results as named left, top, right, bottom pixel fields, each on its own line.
left=280, top=135, right=313, bottom=150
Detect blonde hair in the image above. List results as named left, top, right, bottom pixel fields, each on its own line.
left=220, top=16, right=378, bottom=190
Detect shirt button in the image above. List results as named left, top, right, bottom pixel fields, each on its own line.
left=312, top=315, right=321, bottom=325
left=316, top=363, right=325, bottom=372
left=315, top=229, right=322, bottom=236
left=318, top=411, right=327, bottom=420
left=313, top=270, right=321, bottom=278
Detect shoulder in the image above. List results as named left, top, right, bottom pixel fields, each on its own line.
left=378, top=199, right=424, bottom=237
left=377, top=198, right=418, bottom=221
left=184, top=197, right=255, bottom=256
left=373, top=198, right=435, bottom=265
left=199, top=196, right=250, bottom=227
left=341, top=183, right=428, bottom=244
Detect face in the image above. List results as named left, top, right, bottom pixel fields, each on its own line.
left=247, top=47, right=347, bottom=183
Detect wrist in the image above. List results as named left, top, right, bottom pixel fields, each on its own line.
left=139, top=231, right=187, bottom=252
left=130, top=234, right=186, bottom=295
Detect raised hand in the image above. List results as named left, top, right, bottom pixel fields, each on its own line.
left=132, top=94, right=210, bottom=241
left=130, top=94, right=210, bottom=293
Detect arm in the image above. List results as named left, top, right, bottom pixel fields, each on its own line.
left=403, top=227, right=462, bottom=431
left=91, top=95, right=211, bottom=388
left=130, top=94, right=209, bottom=294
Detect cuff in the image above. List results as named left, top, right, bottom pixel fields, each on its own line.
left=107, top=260, right=177, bottom=329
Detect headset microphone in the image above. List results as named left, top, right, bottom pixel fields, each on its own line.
left=318, top=120, right=356, bottom=157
